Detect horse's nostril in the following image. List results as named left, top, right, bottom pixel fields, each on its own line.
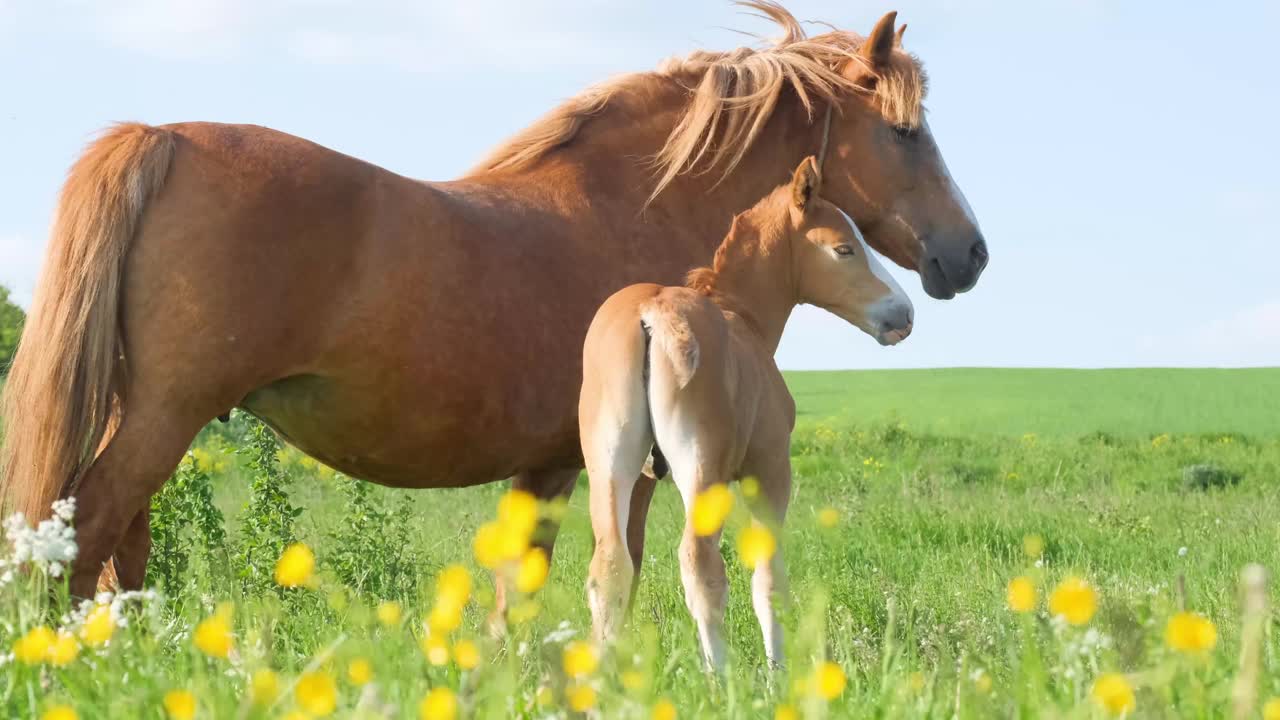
left=970, top=238, right=989, bottom=270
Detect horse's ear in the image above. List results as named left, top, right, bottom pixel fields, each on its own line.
left=861, top=11, right=899, bottom=68
left=791, top=156, right=821, bottom=211
left=894, top=23, right=907, bottom=48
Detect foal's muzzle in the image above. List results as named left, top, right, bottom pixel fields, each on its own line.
left=871, top=299, right=914, bottom=346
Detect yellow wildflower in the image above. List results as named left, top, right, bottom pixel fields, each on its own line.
left=454, top=639, right=481, bottom=670
left=620, top=669, right=647, bottom=692
left=419, top=687, right=457, bottom=720
left=250, top=669, right=279, bottom=705
left=295, top=671, right=338, bottom=716
left=736, top=523, right=777, bottom=570
left=498, top=489, right=539, bottom=541
left=741, top=477, right=760, bottom=499
left=817, top=507, right=839, bottom=528
left=1022, top=534, right=1044, bottom=558
left=348, top=658, right=373, bottom=686
left=274, top=543, right=316, bottom=588
left=509, top=599, right=542, bottom=624
left=563, top=640, right=598, bottom=679
left=421, top=634, right=450, bottom=666
left=1049, top=576, right=1098, bottom=625
left=908, top=671, right=926, bottom=692
left=775, top=705, right=799, bottom=720
left=193, top=605, right=234, bottom=659
left=376, top=600, right=402, bottom=627
left=474, top=521, right=506, bottom=568
left=568, top=684, right=597, bottom=712
left=1091, top=673, right=1135, bottom=716
left=691, top=485, right=733, bottom=536
left=41, top=705, right=78, bottom=720
left=47, top=631, right=79, bottom=666
left=535, top=686, right=555, bottom=707
left=516, top=547, right=550, bottom=593
left=436, top=565, right=472, bottom=607
left=813, top=661, right=847, bottom=700
left=13, top=626, right=55, bottom=665
left=973, top=670, right=993, bottom=694
left=80, top=605, right=114, bottom=647
left=163, top=690, right=197, bottom=720
left=1007, top=576, right=1037, bottom=613
left=427, top=602, right=463, bottom=635
left=1263, top=698, right=1280, bottom=720
left=652, top=698, right=677, bottom=720
left=1165, top=611, right=1217, bottom=653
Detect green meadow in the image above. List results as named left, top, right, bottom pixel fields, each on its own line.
left=2, top=368, right=1279, bottom=718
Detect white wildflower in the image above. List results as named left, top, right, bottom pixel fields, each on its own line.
left=4, top=500, right=79, bottom=577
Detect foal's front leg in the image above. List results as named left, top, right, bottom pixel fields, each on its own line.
left=748, top=456, right=792, bottom=669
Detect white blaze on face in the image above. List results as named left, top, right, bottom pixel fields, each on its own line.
left=838, top=208, right=909, bottom=305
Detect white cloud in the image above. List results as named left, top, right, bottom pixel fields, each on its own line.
left=97, top=0, right=267, bottom=59
left=59, top=0, right=647, bottom=71
left=1137, top=300, right=1280, bottom=368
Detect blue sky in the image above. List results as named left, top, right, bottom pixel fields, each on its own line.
left=1, top=0, right=1276, bottom=369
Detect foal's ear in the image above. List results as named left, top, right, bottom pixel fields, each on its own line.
left=861, top=11, right=899, bottom=68
left=894, top=23, right=907, bottom=48
left=791, top=156, right=821, bottom=211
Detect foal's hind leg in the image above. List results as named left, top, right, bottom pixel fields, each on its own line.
left=746, top=455, right=792, bottom=669
left=625, top=472, right=659, bottom=610
left=653, top=413, right=733, bottom=672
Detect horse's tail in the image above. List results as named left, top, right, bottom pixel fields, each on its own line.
left=640, top=302, right=700, bottom=391
left=0, top=123, right=175, bottom=522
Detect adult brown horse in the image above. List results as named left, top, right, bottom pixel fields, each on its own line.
left=0, top=2, right=986, bottom=599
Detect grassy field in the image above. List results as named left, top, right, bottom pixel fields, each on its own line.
left=2, top=368, right=1279, bottom=719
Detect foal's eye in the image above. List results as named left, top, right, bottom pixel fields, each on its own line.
left=834, top=245, right=855, bottom=257
left=891, top=124, right=918, bottom=142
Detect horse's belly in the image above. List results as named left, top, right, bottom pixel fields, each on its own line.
left=241, top=370, right=582, bottom=489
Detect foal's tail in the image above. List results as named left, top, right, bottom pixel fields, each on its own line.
left=0, top=123, right=175, bottom=521
left=640, top=301, right=700, bottom=390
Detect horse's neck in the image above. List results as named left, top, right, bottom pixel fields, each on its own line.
left=478, top=85, right=821, bottom=247
left=704, top=213, right=797, bottom=354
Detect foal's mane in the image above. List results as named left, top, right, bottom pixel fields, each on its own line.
left=686, top=187, right=788, bottom=299
left=471, top=1, right=926, bottom=201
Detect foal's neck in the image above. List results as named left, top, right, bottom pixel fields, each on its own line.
left=690, top=207, right=797, bottom=353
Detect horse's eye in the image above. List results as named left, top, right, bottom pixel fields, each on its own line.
left=892, top=124, right=917, bottom=141
left=834, top=245, right=855, bottom=257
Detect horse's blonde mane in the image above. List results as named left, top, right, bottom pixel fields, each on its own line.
left=471, top=1, right=927, bottom=202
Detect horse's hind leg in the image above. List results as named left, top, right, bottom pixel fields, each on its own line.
left=109, top=508, right=152, bottom=590
left=67, top=398, right=211, bottom=598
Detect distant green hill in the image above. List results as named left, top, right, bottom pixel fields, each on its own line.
left=784, top=368, right=1280, bottom=437
left=5, top=368, right=1277, bottom=442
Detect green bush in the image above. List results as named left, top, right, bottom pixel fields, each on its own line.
left=0, top=285, right=24, bottom=375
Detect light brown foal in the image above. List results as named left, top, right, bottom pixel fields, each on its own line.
left=579, top=157, right=913, bottom=671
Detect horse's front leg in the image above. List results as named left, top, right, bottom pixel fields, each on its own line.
left=746, top=454, right=792, bottom=670
left=490, top=466, right=580, bottom=635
